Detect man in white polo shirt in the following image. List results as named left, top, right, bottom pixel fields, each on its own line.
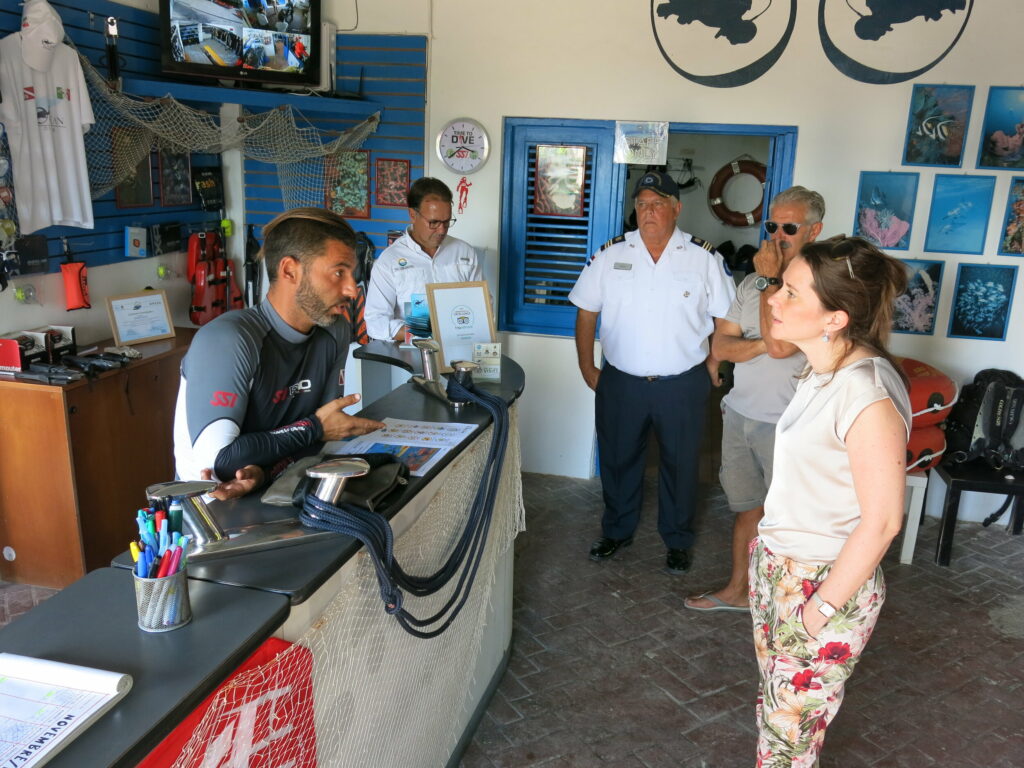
left=570, top=171, right=736, bottom=574
left=365, top=177, right=481, bottom=341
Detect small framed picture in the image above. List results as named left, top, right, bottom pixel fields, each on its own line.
left=425, top=281, right=497, bottom=374
left=375, top=158, right=411, bottom=208
left=325, top=150, right=371, bottom=219
left=997, top=176, right=1024, bottom=256
left=534, top=145, right=588, bottom=217
left=947, top=263, right=1018, bottom=341
left=977, top=86, right=1024, bottom=170
left=902, top=84, right=974, bottom=167
left=852, top=171, right=919, bottom=251
left=158, top=148, right=193, bottom=207
left=893, top=258, right=944, bottom=336
left=924, top=174, right=996, bottom=255
left=113, top=128, right=154, bottom=209
left=106, top=290, right=176, bottom=346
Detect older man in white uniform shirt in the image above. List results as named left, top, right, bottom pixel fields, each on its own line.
left=570, top=170, right=736, bottom=574
left=365, top=177, right=481, bottom=341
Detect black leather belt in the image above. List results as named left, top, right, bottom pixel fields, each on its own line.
left=607, top=363, right=698, bottom=382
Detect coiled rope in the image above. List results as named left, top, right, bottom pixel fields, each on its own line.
left=299, top=377, right=509, bottom=638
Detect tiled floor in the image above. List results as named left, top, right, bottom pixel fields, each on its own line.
left=0, top=583, right=58, bottom=628
left=461, top=471, right=1024, bottom=768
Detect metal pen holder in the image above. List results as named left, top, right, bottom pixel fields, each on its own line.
left=133, top=568, right=191, bottom=632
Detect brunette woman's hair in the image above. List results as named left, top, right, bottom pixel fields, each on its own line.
left=799, top=235, right=909, bottom=388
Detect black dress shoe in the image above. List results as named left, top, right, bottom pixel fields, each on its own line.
left=589, top=536, right=633, bottom=561
left=666, top=548, right=691, bottom=574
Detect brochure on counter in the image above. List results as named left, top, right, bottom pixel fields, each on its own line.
left=0, top=653, right=132, bottom=767
left=324, top=418, right=478, bottom=477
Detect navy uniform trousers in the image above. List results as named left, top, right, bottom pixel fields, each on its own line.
left=595, top=362, right=710, bottom=550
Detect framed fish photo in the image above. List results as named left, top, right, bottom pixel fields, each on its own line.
left=902, top=84, right=974, bottom=167
left=923, top=174, right=995, bottom=255
left=893, top=258, right=944, bottom=335
left=852, top=171, right=919, bottom=251
left=947, top=263, right=1017, bottom=341
left=997, top=176, right=1024, bottom=256
left=977, top=86, right=1024, bottom=170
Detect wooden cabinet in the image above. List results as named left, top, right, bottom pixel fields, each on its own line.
left=0, top=331, right=193, bottom=588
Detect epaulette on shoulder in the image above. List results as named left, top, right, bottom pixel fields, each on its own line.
left=690, top=235, right=717, bottom=253
left=599, top=234, right=626, bottom=252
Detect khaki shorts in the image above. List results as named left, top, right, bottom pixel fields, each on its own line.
left=719, top=403, right=776, bottom=512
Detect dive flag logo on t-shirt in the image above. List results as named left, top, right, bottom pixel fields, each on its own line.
left=23, top=86, right=35, bottom=101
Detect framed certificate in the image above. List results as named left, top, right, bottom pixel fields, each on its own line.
left=106, top=290, right=176, bottom=346
left=425, top=281, right=496, bottom=373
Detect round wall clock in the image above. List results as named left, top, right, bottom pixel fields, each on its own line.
left=436, top=118, right=490, bottom=175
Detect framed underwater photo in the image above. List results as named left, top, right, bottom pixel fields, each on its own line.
left=893, top=258, right=943, bottom=336
left=977, top=87, right=1024, bottom=170
left=924, top=174, right=995, bottom=255
left=947, top=263, right=1017, bottom=341
left=902, top=84, right=974, bottom=167
left=997, top=176, right=1024, bottom=256
left=852, top=171, right=919, bottom=251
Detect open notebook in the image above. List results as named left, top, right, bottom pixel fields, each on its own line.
left=0, top=653, right=132, bottom=767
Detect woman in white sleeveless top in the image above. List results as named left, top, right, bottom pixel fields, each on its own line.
left=750, top=236, right=911, bottom=767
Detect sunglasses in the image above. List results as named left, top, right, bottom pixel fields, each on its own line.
left=764, top=221, right=805, bottom=236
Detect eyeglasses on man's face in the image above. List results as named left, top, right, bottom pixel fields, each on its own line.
left=764, top=221, right=806, bottom=236
left=414, top=210, right=456, bottom=230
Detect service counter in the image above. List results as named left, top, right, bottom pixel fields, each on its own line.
left=0, top=351, right=525, bottom=767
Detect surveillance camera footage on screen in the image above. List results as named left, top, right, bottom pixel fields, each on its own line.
left=163, top=0, right=319, bottom=83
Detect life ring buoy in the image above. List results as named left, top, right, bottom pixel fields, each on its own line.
left=708, top=160, right=767, bottom=227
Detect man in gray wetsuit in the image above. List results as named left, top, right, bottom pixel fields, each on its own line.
left=173, top=207, right=384, bottom=500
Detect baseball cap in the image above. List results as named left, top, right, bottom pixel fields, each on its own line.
left=633, top=170, right=679, bottom=199
left=20, top=0, right=65, bottom=73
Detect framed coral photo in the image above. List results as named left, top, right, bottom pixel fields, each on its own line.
left=923, top=174, right=995, bottom=255
left=997, top=176, right=1024, bottom=256
left=977, top=86, right=1024, bottom=170
left=533, top=145, right=587, bottom=217
left=893, top=258, right=944, bottom=336
left=113, top=127, right=154, bottom=209
left=324, top=150, right=371, bottom=219
left=375, top=158, right=411, bottom=208
left=902, top=84, right=974, bottom=167
left=852, top=171, right=919, bottom=251
left=947, top=263, right=1018, bottom=341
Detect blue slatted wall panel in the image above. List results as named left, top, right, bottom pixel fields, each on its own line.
left=242, top=34, right=428, bottom=252
left=0, top=0, right=218, bottom=272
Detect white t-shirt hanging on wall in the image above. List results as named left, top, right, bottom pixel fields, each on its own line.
left=0, top=34, right=95, bottom=234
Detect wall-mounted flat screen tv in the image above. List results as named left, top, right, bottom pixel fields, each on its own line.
left=160, top=0, right=321, bottom=89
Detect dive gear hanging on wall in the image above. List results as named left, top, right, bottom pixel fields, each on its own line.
left=59, top=238, right=90, bottom=310
left=188, top=230, right=242, bottom=326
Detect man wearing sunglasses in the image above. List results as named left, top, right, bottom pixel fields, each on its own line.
left=570, top=170, right=736, bottom=575
left=685, top=186, right=824, bottom=613
left=365, top=177, right=482, bottom=341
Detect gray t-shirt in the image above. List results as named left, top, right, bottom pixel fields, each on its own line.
left=722, top=273, right=806, bottom=423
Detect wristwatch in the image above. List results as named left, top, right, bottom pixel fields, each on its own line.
left=754, top=275, right=781, bottom=292
left=810, top=591, right=837, bottom=619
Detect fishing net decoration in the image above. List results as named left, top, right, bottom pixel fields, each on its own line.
left=163, top=408, right=525, bottom=768
left=77, top=51, right=380, bottom=208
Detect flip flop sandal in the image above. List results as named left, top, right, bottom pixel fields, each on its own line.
left=683, top=592, right=750, bottom=613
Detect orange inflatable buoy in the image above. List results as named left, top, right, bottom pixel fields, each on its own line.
left=907, top=424, right=945, bottom=471
left=707, top=159, right=766, bottom=227
left=897, top=357, right=958, bottom=429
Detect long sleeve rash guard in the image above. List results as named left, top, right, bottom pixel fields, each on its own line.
left=173, top=300, right=351, bottom=482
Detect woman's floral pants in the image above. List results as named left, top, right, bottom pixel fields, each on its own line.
left=748, top=538, right=885, bottom=767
